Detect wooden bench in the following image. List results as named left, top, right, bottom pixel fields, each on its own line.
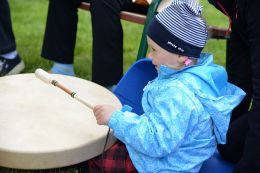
left=79, top=2, right=146, bottom=25
left=79, top=1, right=230, bottom=59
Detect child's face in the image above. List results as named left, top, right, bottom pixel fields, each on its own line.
left=147, top=36, right=185, bottom=70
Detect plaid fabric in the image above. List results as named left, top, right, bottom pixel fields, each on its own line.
left=86, top=141, right=137, bottom=173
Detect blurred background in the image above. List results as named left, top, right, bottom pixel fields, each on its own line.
left=9, top=0, right=229, bottom=80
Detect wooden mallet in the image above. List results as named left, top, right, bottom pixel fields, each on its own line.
left=35, top=68, right=94, bottom=110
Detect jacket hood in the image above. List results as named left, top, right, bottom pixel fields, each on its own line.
left=183, top=53, right=246, bottom=144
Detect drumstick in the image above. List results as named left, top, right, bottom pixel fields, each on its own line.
left=35, top=68, right=94, bottom=110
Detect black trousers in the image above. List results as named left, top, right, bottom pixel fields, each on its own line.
left=217, top=0, right=260, bottom=172
left=41, top=0, right=147, bottom=86
left=0, top=0, right=16, bottom=54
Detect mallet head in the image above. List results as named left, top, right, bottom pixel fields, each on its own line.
left=35, top=68, right=54, bottom=84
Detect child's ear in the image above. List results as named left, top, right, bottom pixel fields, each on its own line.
left=178, top=56, right=192, bottom=66
left=178, top=55, right=189, bottom=63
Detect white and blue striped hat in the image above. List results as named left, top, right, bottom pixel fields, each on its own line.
left=147, top=0, right=208, bottom=58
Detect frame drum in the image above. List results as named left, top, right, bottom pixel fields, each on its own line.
left=0, top=74, right=122, bottom=172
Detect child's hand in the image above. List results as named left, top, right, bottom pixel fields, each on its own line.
left=93, top=105, right=117, bottom=125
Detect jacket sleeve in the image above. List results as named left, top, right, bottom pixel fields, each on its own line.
left=108, top=86, right=198, bottom=158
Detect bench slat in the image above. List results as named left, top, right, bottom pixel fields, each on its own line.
left=78, top=2, right=229, bottom=39
left=79, top=2, right=146, bottom=25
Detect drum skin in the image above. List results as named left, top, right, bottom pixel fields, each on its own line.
left=0, top=74, right=121, bottom=169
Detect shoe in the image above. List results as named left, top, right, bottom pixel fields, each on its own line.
left=0, top=55, right=25, bottom=77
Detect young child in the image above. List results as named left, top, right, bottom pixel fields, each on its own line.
left=87, top=0, right=245, bottom=172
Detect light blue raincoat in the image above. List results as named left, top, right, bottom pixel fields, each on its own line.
left=109, top=53, right=245, bottom=173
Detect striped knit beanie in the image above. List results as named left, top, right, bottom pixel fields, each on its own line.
left=147, top=0, right=208, bottom=58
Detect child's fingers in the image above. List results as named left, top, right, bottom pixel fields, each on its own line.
left=93, top=105, right=106, bottom=124
left=93, top=105, right=102, bottom=115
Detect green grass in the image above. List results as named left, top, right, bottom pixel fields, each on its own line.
left=9, top=0, right=229, bottom=80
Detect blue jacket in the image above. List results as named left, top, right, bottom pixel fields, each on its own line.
left=109, top=53, right=245, bottom=173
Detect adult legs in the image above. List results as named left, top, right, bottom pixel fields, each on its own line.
left=217, top=18, right=251, bottom=164
left=90, top=0, right=130, bottom=86
left=218, top=0, right=260, bottom=172
left=0, top=0, right=24, bottom=76
left=0, top=0, right=16, bottom=54
left=41, top=0, right=147, bottom=85
left=90, top=0, right=147, bottom=86
left=41, top=0, right=82, bottom=64
left=233, top=0, right=260, bottom=172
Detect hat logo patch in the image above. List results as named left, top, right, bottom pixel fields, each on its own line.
left=167, top=41, right=184, bottom=52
